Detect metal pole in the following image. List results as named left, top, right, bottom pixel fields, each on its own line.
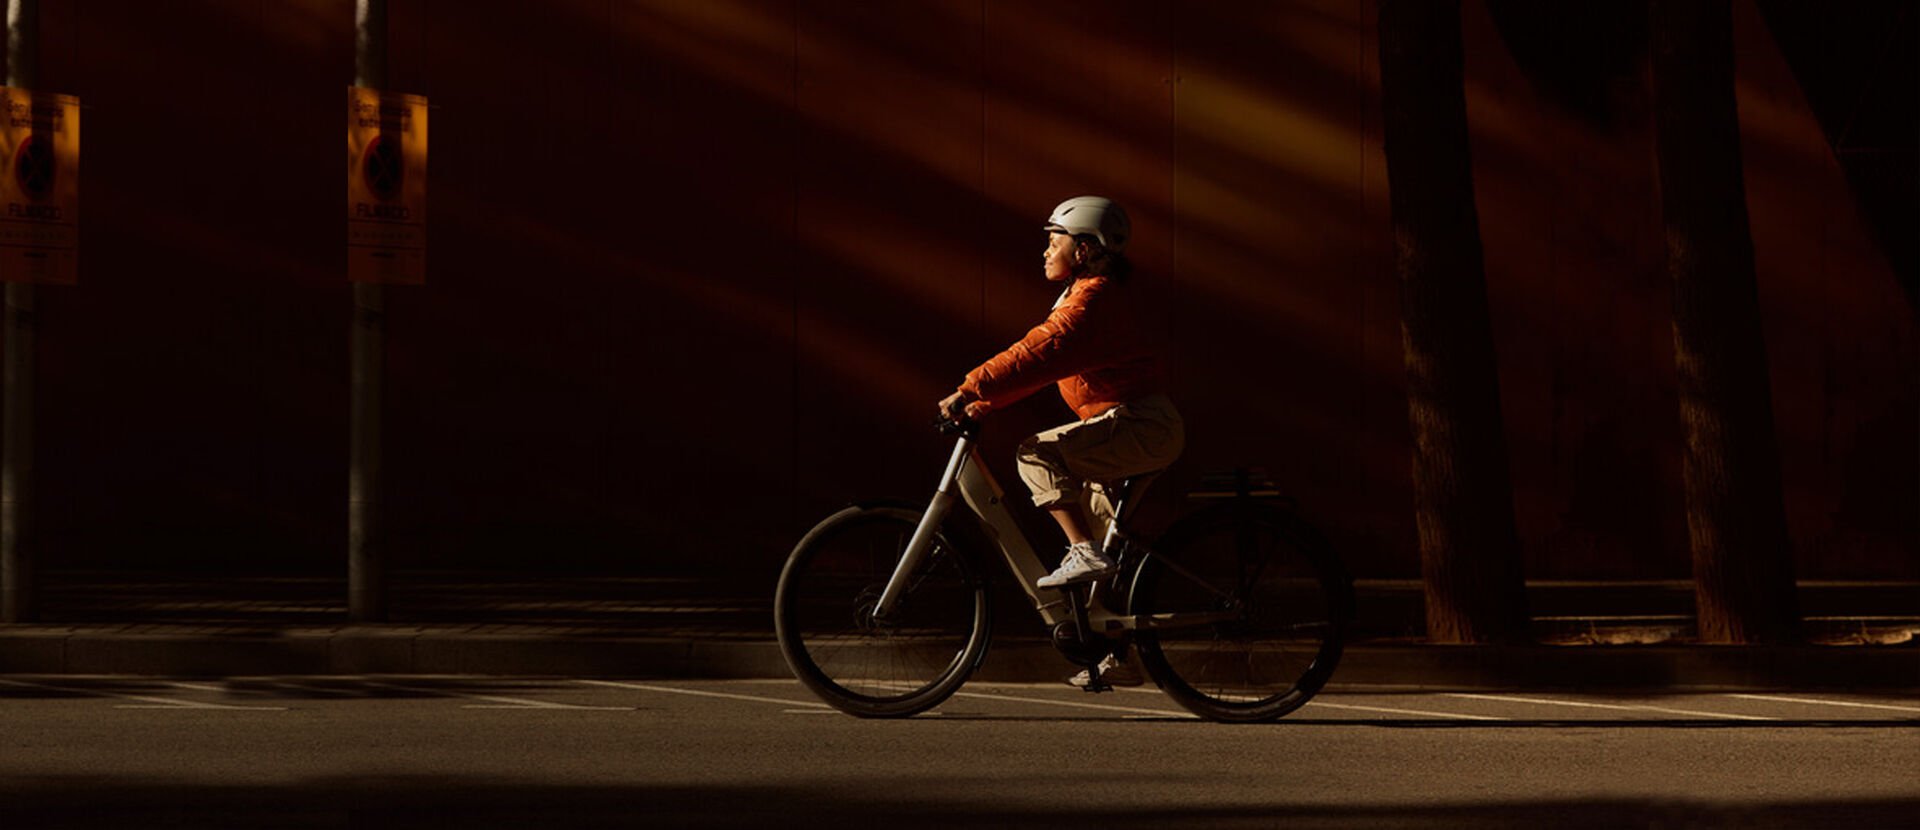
left=349, top=0, right=387, bottom=621
left=2, top=0, right=39, bottom=623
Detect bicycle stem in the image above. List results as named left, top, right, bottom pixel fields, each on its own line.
left=873, top=434, right=973, bottom=618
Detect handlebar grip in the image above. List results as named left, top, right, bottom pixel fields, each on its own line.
left=934, top=415, right=977, bottom=436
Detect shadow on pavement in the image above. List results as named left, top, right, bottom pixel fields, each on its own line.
left=1, top=779, right=1915, bottom=829
left=1271, top=718, right=1920, bottom=728
left=917, top=714, right=1920, bottom=727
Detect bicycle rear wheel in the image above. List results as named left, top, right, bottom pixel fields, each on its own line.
left=1129, top=502, right=1351, bottom=722
left=774, top=505, right=991, bottom=717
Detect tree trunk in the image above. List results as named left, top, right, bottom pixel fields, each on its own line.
left=1377, top=0, right=1531, bottom=644
left=1649, top=0, right=1800, bottom=643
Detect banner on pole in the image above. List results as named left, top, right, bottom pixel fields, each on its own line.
left=347, top=86, right=427, bottom=284
left=0, top=88, right=79, bottom=285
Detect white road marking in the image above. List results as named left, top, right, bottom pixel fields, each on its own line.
left=1102, top=685, right=1479, bottom=721
left=1727, top=694, right=1920, bottom=715
left=1304, top=701, right=1501, bottom=721
left=360, top=680, right=632, bottom=711
left=768, top=679, right=1197, bottom=718
left=1444, top=693, right=1773, bottom=721
left=611, top=679, right=1474, bottom=721
left=164, top=681, right=226, bottom=693
left=576, top=679, right=831, bottom=708
left=943, top=688, right=1198, bottom=718
left=0, top=678, right=285, bottom=711
left=952, top=687, right=1489, bottom=718
left=459, top=705, right=632, bottom=710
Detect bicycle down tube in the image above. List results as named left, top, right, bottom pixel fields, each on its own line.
left=870, top=433, right=974, bottom=618
left=953, top=441, right=1075, bottom=627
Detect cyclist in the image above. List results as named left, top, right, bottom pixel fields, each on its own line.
left=937, top=196, right=1185, bottom=687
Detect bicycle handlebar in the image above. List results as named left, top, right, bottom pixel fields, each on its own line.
left=933, top=414, right=979, bottom=437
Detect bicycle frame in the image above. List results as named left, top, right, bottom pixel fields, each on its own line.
left=872, top=431, right=1238, bottom=635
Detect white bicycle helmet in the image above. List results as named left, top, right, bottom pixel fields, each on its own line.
left=1044, top=196, right=1130, bottom=252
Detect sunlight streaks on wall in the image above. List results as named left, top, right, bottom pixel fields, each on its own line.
left=1180, top=69, right=1360, bottom=190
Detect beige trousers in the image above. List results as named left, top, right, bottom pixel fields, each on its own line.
left=1016, top=393, right=1185, bottom=531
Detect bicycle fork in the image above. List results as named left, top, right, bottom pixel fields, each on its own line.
left=872, top=434, right=973, bottom=619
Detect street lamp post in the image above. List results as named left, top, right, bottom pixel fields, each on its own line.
left=1, top=0, right=39, bottom=623
left=349, top=0, right=388, bottom=622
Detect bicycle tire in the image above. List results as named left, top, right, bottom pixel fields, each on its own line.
left=1128, top=501, right=1352, bottom=722
left=774, top=505, right=992, bottom=718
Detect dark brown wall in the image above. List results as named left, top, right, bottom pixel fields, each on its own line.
left=7, top=0, right=1913, bottom=580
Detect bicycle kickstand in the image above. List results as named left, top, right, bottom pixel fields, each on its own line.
left=1083, top=670, right=1113, bottom=694
left=1069, top=583, right=1113, bottom=693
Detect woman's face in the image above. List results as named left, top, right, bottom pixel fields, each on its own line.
left=1043, top=232, right=1079, bottom=282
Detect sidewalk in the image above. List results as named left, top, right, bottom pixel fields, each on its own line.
left=0, top=572, right=1913, bottom=688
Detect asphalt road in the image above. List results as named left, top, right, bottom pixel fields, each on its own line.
left=2, top=676, right=1916, bottom=829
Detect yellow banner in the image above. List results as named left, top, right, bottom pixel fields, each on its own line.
left=347, top=86, right=427, bottom=284
left=0, top=87, right=79, bottom=285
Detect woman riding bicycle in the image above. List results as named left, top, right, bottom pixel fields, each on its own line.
left=937, top=196, right=1185, bottom=685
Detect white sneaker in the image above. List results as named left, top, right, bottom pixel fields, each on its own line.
left=1069, top=654, right=1143, bottom=688
left=1036, top=543, right=1115, bottom=588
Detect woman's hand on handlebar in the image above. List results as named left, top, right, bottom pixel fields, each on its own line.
left=937, top=389, right=986, bottom=423
left=937, top=389, right=972, bottom=422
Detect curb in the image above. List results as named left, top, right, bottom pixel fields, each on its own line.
left=1, top=630, right=1914, bottom=689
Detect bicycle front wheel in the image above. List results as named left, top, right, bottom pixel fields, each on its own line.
left=1129, top=502, right=1351, bottom=722
left=774, top=505, right=991, bottom=717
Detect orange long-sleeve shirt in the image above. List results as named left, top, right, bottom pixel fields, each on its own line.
left=959, top=275, right=1165, bottom=421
